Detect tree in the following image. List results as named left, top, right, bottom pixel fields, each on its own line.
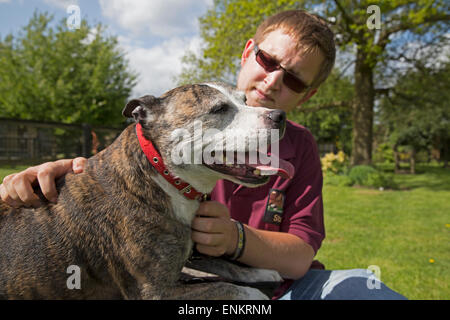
left=379, top=58, right=450, bottom=172
left=0, top=12, right=137, bottom=126
left=178, top=0, right=449, bottom=164
left=289, top=70, right=354, bottom=154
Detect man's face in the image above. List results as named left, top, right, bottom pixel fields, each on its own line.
left=237, top=29, right=325, bottom=112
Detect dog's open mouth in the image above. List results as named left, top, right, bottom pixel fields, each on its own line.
left=204, top=151, right=294, bottom=185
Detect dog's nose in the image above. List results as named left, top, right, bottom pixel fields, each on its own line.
left=268, top=110, right=286, bottom=124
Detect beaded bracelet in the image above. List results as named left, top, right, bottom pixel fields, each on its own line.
left=229, top=221, right=246, bottom=260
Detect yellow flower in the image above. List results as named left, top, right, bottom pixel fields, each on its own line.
left=429, top=259, right=435, bottom=264
left=445, top=224, right=450, bottom=228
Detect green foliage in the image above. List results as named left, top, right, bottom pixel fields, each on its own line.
left=178, top=0, right=303, bottom=84
left=323, top=172, right=353, bottom=187
left=288, top=71, right=354, bottom=152
left=348, top=165, right=377, bottom=185
left=347, top=164, right=395, bottom=188
left=0, top=11, right=137, bottom=126
left=378, top=58, right=450, bottom=162
left=373, top=143, right=394, bottom=164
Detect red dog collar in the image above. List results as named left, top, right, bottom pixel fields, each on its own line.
left=136, top=123, right=206, bottom=201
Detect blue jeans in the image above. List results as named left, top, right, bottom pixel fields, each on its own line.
left=278, top=269, right=407, bottom=300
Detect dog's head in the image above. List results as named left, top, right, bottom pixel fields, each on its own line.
left=123, top=83, right=294, bottom=193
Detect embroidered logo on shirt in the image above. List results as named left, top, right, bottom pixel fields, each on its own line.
left=263, top=189, right=285, bottom=225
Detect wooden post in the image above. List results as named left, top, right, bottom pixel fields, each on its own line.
left=82, top=123, right=92, bottom=158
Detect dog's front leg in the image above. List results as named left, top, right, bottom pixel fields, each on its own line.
left=186, top=256, right=283, bottom=284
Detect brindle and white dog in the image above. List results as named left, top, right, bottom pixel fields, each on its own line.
left=0, top=83, right=293, bottom=299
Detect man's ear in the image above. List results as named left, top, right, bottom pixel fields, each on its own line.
left=297, top=88, right=318, bottom=106
left=122, top=95, right=159, bottom=121
left=241, top=39, right=255, bottom=67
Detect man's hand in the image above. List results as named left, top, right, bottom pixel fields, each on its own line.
left=0, top=157, right=87, bottom=208
left=191, top=201, right=238, bottom=257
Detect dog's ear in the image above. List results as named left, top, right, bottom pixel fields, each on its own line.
left=122, top=95, right=160, bottom=121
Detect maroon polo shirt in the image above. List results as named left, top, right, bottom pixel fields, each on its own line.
left=210, top=120, right=325, bottom=298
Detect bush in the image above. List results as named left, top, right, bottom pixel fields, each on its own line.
left=323, top=172, right=354, bottom=187
left=348, top=165, right=377, bottom=185
left=348, top=165, right=396, bottom=189
left=373, top=143, right=394, bottom=164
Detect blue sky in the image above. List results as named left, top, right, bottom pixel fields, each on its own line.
left=0, top=0, right=213, bottom=96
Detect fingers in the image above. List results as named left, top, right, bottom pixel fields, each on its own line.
left=192, top=231, right=227, bottom=257
left=72, top=157, right=87, bottom=174
left=1, top=174, right=21, bottom=207
left=192, top=201, right=236, bottom=257
left=196, top=201, right=229, bottom=218
left=0, top=159, right=77, bottom=208
left=1, top=170, right=40, bottom=208
left=36, top=159, right=77, bottom=203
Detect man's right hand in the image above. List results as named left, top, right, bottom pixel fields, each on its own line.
left=0, top=157, right=87, bottom=208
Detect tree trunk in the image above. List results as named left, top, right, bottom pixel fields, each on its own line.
left=410, top=148, right=416, bottom=174
left=351, top=49, right=374, bottom=165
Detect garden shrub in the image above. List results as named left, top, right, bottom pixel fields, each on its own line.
left=348, top=165, right=396, bottom=189
left=348, top=165, right=377, bottom=186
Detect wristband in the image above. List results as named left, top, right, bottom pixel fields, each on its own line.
left=229, top=221, right=246, bottom=260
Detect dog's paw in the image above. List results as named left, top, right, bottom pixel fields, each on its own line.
left=245, top=268, right=283, bottom=283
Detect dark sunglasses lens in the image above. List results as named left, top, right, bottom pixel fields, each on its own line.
left=283, top=73, right=307, bottom=93
left=256, top=49, right=308, bottom=93
left=256, top=51, right=278, bottom=72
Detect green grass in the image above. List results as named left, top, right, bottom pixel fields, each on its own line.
left=316, top=163, right=450, bottom=299
left=0, top=165, right=29, bottom=182
left=1, top=163, right=449, bottom=299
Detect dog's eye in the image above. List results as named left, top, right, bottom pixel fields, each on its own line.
left=210, top=103, right=229, bottom=114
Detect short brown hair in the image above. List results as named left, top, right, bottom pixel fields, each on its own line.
left=254, top=10, right=336, bottom=89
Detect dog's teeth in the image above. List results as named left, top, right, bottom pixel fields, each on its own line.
left=253, top=169, right=261, bottom=175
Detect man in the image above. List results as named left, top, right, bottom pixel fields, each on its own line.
left=0, top=10, right=405, bottom=299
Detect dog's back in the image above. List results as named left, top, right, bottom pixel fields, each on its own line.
left=0, top=174, right=124, bottom=299
left=0, top=126, right=175, bottom=299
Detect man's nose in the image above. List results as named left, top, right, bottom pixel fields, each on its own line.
left=264, top=69, right=283, bottom=90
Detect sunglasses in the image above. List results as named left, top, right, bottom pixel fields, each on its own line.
left=253, top=44, right=310, bottom=93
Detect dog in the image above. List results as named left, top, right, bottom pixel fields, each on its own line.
left=0, top=83, right=293, bottom=299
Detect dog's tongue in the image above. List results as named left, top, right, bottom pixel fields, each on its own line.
left=247, top=154, right=295, bottom=180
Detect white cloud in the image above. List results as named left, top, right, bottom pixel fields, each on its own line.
left=121, top=36, right=202, bottom=97
left=99, top=0, right=212, bottom=37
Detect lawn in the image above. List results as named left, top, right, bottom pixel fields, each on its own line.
left=316, top=163, right=450, bottom=300
left=0, top=165, right=29, bottom=182
left=1, top=163, right=449, bottom=299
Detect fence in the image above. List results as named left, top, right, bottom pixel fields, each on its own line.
left=0, top=118, right=124, bottom=165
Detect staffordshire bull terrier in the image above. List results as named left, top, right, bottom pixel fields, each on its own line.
left=0, top=83, right=293, bottom=299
